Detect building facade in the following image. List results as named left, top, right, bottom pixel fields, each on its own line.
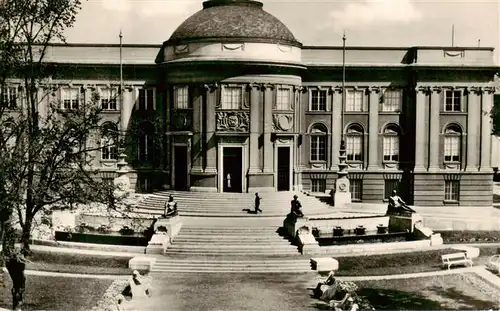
left=3, top=0, right=499, bottom=206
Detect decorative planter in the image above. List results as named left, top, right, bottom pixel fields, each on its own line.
left=355, top=226, right=366, bottom=236
left=54, top=231, right=149, bottom=246
left=333, top=227, right=344, bottom=237
left=377, top=224, right=388, bottom=234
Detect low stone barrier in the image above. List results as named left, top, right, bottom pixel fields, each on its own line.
left=76, top=214, right=153, bottom=232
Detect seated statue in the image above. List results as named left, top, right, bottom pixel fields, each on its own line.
left=313, top=270, right=337, bottom=300
left=163, top=195, right=178, bottom=218
left=290, top=195, right=304, bottom=218
left=386, top=190, right=415, bottom=215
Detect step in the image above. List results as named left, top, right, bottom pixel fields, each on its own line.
left=173, top=237, right=289, bottom=243
left=165, top=249, right=299, bottom=254
left=151, top=268, right=313, bottom=273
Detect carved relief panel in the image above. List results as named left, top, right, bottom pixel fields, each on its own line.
left=216, top=111, right=250, bottom=132
left=272, top=114, right=294, bottom=132
left=170, top=111, right=192, bottom=131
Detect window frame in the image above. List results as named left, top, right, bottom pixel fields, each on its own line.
left=443, top=89, right=462, bottom=112
left=444, top=180, right=460, bottom=201
left=136, top=121, right=155, bottom=162
left=346, top=89, right=366, bottom=112
left=221, top=85, right=243, bottom=110
left=62, top=87, right=81, bottom=110
left=138, top=88, right=156, bottom=111
left=173, top=86, right=190, bottom=109
left=101, top=138, right=118, bottom=160
left=443, top=125, right=462, bottom=163
left=382, top=125, right=400, bottom=162
left=1, top=85, right=19, bottom=109
left=346, top=125, right=364, bottom=162
left=100, top=87, right=118, bottom=111
left=309, top=89, right=327, bottom=111
left=310, top=124, right=328, bottom=162
left=350, top=179, right=363, bottom=201
left=275, top=87, right=292, bottom=111
left=311, top=179, right=326, bottom=193
left=380, top=89, right=402, bottom=112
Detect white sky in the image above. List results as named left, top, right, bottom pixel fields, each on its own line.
left=65, top=0, right=500, bottom=63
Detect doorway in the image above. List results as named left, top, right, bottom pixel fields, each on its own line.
left=223, top=147, right=242, bottom=192
left=174, top=146, right=188, bottom=190
left=277, top=146, right=290, bottom=191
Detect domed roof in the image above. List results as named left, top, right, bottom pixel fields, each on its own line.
left=168, top=0, right=300, bottom=46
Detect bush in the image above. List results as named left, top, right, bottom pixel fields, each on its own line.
left=91, top=279, right=129, bottom=311
left=436, top=230, right=500, bottom=244
left=119, top=226, right=135, bottom=235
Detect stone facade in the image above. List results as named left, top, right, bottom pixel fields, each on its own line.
left=2, top=0, right=498, bottom=206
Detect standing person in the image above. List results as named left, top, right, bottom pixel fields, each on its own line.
left=254, top=192, right=262, bottom=213
left=227, top=173, right=232, bottom=189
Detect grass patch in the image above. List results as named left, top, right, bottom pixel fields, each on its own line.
left=356, top=273, right=500, bottom=310
left=437, top=230, right=500, bottom=244
left=334, top=249, right=457, bottom=276
left=25, top=250, right=131, bottom=275
left=0, top=275, right=113, bottom=311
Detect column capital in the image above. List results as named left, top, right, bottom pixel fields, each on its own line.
left=484, top=86, right=496, bottom=94
left=416, top=86, right=432, bottom=94
left=470, top=86, right=484, bottom=95
left=203, top=82, right=219, bottom=92
left=367, top=86, right=381, bottom=93
left=432, top=86, right=442, bottom=93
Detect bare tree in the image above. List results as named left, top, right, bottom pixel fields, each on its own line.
left=0, top=1, right=124, bottom=309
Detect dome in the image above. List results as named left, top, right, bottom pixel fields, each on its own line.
left=168, top=0, right=300, bottom=46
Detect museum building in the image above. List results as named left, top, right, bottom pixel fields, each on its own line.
left=3, top=0, right=499, bottom=206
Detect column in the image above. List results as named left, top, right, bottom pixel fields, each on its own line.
left=191, top=86, right=203, bottom=172
left=367, top=87, right=379, bottom=170
left=205, top=84, right=217, bottom=173
left=466, top=87, right=480, bottom=171
left=428, top=88, right=441, bottom=171
left=480, top=87, right=493, bottom=171
left=263, top=85, right=273, bottom=173
left=249, top=84, right=261, bottom=173
left=414, top=87, right=427, bottom=171
left=330, top=88, right=342, bottom=170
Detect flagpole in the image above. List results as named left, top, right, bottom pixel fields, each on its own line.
left=341, top=31, right=346, bottom=145
left=451, top=24, right=455, bottom=47
left=119, top=29, right=124, bottom=136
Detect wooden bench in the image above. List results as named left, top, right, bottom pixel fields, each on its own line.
left=441, top=252, right=473, bottom=270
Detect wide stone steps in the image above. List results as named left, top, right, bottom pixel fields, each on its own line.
left=151, top=258, right=312, bottom=273
left=134, top=190, right=334, bottom=217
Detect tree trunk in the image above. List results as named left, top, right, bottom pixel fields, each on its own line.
left=2, top=213, right=25, bottom=310
left=21, top=215, right=32, bottom=254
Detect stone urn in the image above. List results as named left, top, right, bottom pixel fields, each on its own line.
left=377, top=224, right=388, bottom=234
left=355, top=225, right=366, bottom=236
left=333, top=226, right=344, bottom=237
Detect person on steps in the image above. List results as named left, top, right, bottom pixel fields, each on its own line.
left=254, top=192, right=262, bottom=213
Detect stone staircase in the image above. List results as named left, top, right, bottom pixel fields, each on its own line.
left=150, top=218, right=313, bottom=273
left=135, top=190, right=334, bottom=218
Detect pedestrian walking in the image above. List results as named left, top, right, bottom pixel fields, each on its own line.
left=254, top=192, right=262, bottom=213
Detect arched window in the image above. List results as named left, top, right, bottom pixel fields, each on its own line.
left=101, top=122, right=118, bottom=160
left=444, top=124, right=462, bottom=162
left=346, top=124, right=364, bottom=162
left=383, top=124, right=401, bottom=162
left=310, top=124, right=327, bottom=162
left=137, top=121, right=155, bottom=161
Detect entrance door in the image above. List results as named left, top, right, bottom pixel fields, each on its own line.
left=277, top=146, right=290, bottom=191
left=174, top=146, right=188, bottom=190
left=223, top=147, right=242, bottom=192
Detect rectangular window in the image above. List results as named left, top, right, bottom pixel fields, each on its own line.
left=311, top=179, right=326, bottom=193
left=350, top=179, right=363, bottom=201
left=1, top=86, right=18, bottom=109
left=444, top=90, right=461, bottom=112
left=221, top=86, right=242, bottom=109
left=101, top=139, right=118, bottom=160
left=381, top=89, right=402, bottom=112
left=310, top=136, right=327, bottom=161
left=383, top=136, right=399, bottom=161
left=444, top=180, right=459, bottom=201
left=138, top=88, right=155, bottom=111
left=384, top=179, right=400, bottom=200
left=174, top=86, right=189, bottom=109
left=310, top=90, right=327, bottom=111
left=276, top=88, right=291, bottom=110
left=346, top=90, right=364, bottom=112
left=444, top=136, right=460, bottom=162
left=346, top=135, right=363, bottom=161
left=63, top=88, right=80, bottom=110
left=101, top=88, right=117, bottom=110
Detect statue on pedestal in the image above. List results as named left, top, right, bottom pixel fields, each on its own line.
left=386, top=190, right=415, bottom=215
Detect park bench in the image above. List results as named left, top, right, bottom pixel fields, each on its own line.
left=441, top=252, right=473, bottom=270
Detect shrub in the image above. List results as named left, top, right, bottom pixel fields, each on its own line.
left=91, top=279, right=129, bottom=311
left=119, top=225, right=135, bottom=235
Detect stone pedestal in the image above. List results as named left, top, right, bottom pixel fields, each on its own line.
left=310, top=257, right=339, bottom=272
left=283, top=213, right=308, bottom=238
left=296, top=226, right=319, bottom=255
left=154, top=216, right=183, bottom=239
left=128, top=256, right=156, bottom=272
left=388, top=212, right=423, bottom=233
left=146, top=233, right=170, bottom=254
